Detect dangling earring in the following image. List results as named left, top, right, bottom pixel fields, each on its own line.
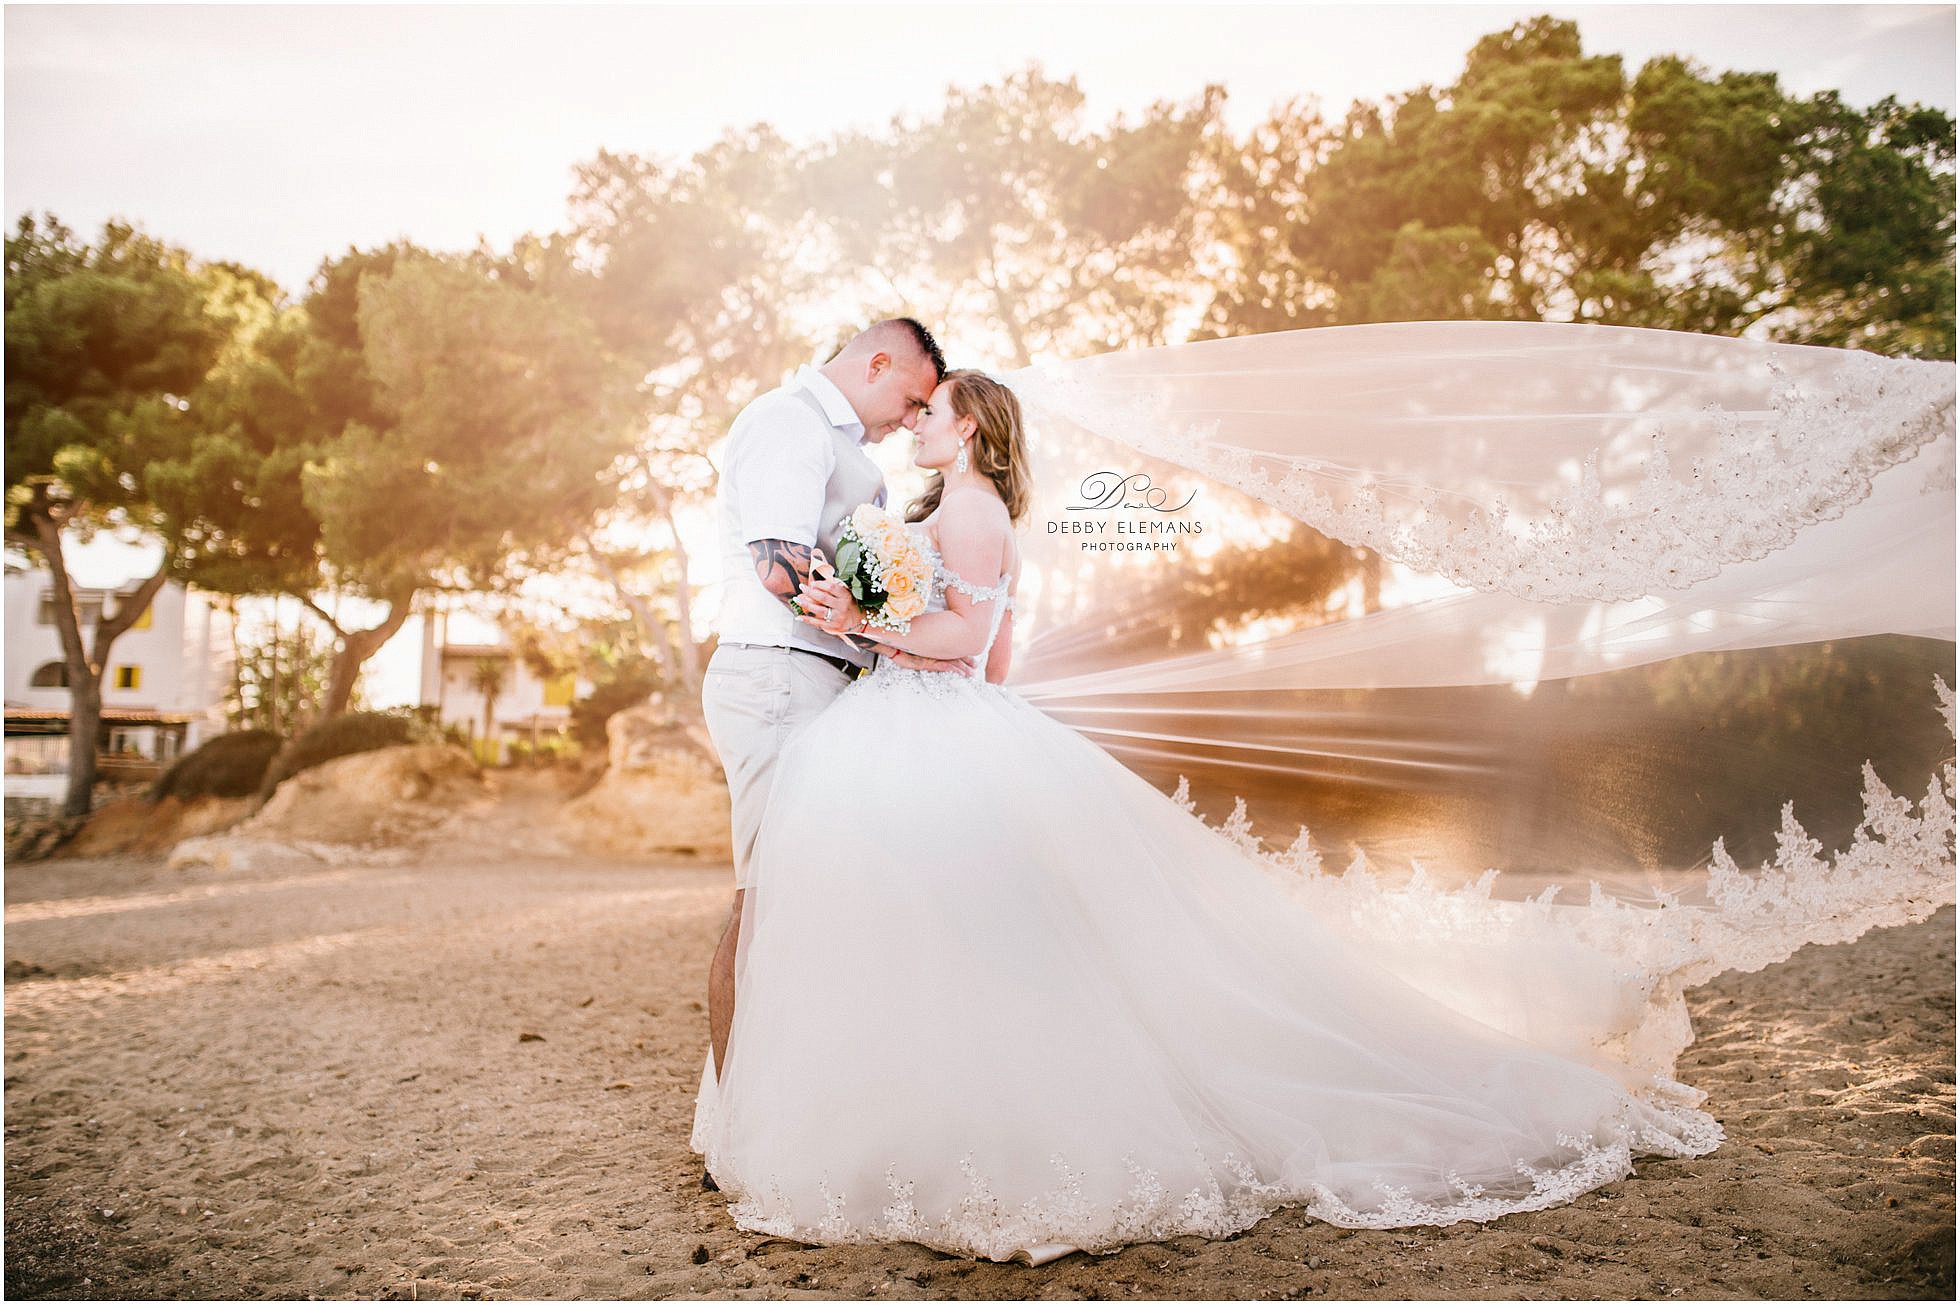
left=954, top=440, right=970, bottom=474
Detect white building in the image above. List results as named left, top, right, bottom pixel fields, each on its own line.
left=417, top=609, right=588, bottom=763
left=4, top=554, right=231, bottom=813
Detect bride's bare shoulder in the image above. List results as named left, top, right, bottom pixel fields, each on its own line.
left=932, top=487, right=1016, bottom=578
left=935, top=485, right=1012, bottom=533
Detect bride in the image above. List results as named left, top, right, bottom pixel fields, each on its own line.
left=687, top=367, right=1734, bottom=1265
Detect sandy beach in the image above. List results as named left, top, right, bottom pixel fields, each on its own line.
left=5, top=844, right=1953, bottom=1301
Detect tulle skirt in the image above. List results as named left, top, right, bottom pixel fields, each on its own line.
left=689, top=666, right=1725, bottom=1264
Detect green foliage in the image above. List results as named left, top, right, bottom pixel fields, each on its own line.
left=228, top=614, right=337, bottom=733
left=4, top=215, right=290, bottom=816
left=503, top=736, right=575, bottom=768
left=1201, top=15, right=1955, bottom=355
left=298, top=255, right=638, bottom=592
left=1776, top=92, right=1956, bottom=356
left=560, top=136, right=810, bottom=435
left=151, top=304, right=328, bottom=598
left=257, top=707, right=448, bottom=798
left=148, top=729, right=284, bottom=802
left=797, top=67, right=1226, bottom=367
left=568, top=651, right=665, bottom=752
left=5, top=216, right=234, bottom=508
left=469, top=655, right=509, bottom=698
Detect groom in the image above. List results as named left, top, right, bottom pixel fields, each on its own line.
left=700, top=318, right=970, bottom=1111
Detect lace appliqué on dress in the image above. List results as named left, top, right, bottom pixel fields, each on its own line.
left=849, top=663, right=1009, bottom=702
left=847, top=527, right=1017, bottom=700
left=913, top=529, right=1016, bottom=613
left=697, top=1091, right=1723, bottom=1262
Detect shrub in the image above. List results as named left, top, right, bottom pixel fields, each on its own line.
left=570, top=663, right=663, bottom=751
left=258, top=709, right=449, bottom=800
left=499, top=735, right=577, bottom=768
left=534, top=734, right=578, bottom=766
left=149, top=730, right=284, bottom=802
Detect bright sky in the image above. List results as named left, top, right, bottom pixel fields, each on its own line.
left=6, top=1, right=1954, bottom=709
left=6, top=3, right=1954, bottom=292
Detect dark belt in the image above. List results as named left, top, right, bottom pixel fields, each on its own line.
left=721, top=638, right=866, bottom=681
left=724, top=641, right=863, bottom=680
left=798, top=647, right=863, bottom=680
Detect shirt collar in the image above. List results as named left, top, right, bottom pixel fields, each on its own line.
left=794, top=363, right=868, bottom=444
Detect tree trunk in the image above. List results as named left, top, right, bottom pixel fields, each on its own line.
left=269, top=595, right=282, bottom=735
left=985, top=248, right=1035, bottom=370
left=580, top=527, right=673, bottom=680
left=62, top=673, right=104, bottom=818
left=654, top=490, right=703, bottom=691
left=321, top=589, right=416, bottom=720
left=27, top=512, right=99, bottom=818
left=225, top=596, right=245, bottom=729
left=17, top=503, right=174, bottom=818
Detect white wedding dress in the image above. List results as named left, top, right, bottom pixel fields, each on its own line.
left=688, top=522, right=1729, bottom=1266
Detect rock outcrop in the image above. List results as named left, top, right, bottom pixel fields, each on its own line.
left=558, top=695, right=731, bottom=860
left=169, top=743, right=490, bottom=872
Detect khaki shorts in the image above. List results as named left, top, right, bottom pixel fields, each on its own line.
left=700, top=643, right=857, bottom=890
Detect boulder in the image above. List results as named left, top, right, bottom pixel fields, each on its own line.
left=560, top=695, right=731, bottom=860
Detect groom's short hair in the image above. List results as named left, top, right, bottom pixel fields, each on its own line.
left=835, top=317, right=947, bottom=382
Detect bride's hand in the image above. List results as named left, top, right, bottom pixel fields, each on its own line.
left=796, top=608, right=879, bottom=636
left=794, top=577, right=865, bottom=635
left=795, top=609, right=898, bottom=648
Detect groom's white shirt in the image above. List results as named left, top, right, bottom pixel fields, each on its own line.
left=715, top=364, right=887, bottom=666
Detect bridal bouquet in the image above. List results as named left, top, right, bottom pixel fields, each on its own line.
left=800, top=503, right=933, bottom=632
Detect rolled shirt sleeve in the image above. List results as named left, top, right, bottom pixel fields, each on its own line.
left=730, top=400, right=835, bottom=548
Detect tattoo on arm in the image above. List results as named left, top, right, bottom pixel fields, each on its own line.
left=749, top=538, right=815, bottom=601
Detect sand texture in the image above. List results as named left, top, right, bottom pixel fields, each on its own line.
left=4, top=847, right=1953, bottom=1301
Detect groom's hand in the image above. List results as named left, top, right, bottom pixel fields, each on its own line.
left=887, top=650, right=978, bottom=675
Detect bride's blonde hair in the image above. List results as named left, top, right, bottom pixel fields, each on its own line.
left=904, top=369, right=1033, bottom=524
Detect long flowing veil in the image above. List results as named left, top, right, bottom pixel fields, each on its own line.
left=993, top=320, right=1955, bottom=1083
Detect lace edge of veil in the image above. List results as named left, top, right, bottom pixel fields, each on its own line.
left=1005, top=353, right=1957, bottom=604
left=1178, top=675, right=1956, bottom=1083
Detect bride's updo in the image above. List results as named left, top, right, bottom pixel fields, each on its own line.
left=904, top=369, right=1033, bottom=525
